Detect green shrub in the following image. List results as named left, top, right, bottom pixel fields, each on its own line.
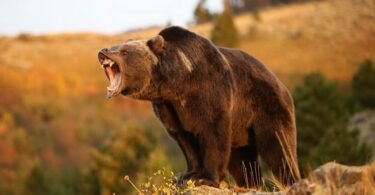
left=351, top=59, right=375, bottom=110
left=293, top=73, right=371, bottom=171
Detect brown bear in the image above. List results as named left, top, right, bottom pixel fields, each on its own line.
left=98, top=26, right=300, bottom=188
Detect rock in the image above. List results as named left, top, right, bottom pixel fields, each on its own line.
left=311, top=162, right=374, bottom=187
left=349, top=110, right=375, bottom=160
left=191, top=185, right=235, bottom=195
left=287, top=179, right=316, bottom=195
left=288, top=161, right=375, bottom=195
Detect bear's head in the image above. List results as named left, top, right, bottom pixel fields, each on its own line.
left=98, top=35, right=164, bottom=99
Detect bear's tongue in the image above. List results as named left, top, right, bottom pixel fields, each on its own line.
left=105, top=66, right=121, bottom=98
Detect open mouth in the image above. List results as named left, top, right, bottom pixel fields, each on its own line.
left=98, top=53, right=122, bottom=98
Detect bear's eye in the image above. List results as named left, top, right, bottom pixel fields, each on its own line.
left=120, top=50, right=129, bottom=55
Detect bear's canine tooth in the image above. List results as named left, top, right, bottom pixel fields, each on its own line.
left=107, top=86, right=115, bottom=90
left=102, top=59, right=112, bottom=65
left=109, top=61, right=114, bottom=67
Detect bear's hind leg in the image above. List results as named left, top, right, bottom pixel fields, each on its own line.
left=255, top=127, right=299, bottom=186
left=228, top=146, right=262, bottom=189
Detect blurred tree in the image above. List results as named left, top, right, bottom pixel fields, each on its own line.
left=230, top=0, right=260, bottom=14
left=24, top=165, right=50, bottom=195
left=230, top=0, right=306, bottom=14
left=293, top=73, right=371, bottom=171
left=351, top=59, right=375, bottom=110
left=24, top=165, right=80, bottom=195
left=193, top=0, right=212, bottom=24
left=211, top=0, right=239, bottom=47
left=79, top=168, right=101, bottom=195
left=84, top=123, right=171, bottom=195
left=310, top=126, right=370, bottom=167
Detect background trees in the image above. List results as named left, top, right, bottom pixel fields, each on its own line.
left=352, top=60, right=375, bottom=110
left=194, top=0, right=213, bottom=24
left=294, top=64, right=373, bottom=171
left=210, top=0, right=239, bottom=47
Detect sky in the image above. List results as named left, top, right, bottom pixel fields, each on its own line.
left=0, top=0, right=222, bottom=35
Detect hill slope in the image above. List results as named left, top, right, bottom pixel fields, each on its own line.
left=1, top=0, right=374, bottom=91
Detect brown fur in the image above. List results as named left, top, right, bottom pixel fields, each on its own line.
left=98, top=26, right=300, bottom=188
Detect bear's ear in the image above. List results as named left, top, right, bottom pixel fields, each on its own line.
left=147, top=35, right=164, bottom=54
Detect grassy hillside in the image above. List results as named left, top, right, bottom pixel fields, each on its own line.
left=237, top=0, right=375, bottom=87
left=2, top=0, right=373, bottom=92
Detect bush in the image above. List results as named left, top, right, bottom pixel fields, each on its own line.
left=351, top=59, right=375, bottom=110
left=293, top=73, right=371, bottom=171
left=82, top=123, right=172, bottom=194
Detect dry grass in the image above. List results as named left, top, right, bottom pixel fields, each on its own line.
left=125, top=162, right=374, bottom=194
left=124, top=169, right=196, bottom=195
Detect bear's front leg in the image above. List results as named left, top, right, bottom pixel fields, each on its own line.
left=168, top=131, right=202, bottom=181
left=194, top=113, right=232, bottom=187
left=152, top=103, right=202, bottom=180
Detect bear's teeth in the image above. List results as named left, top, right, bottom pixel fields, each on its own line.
left=109, top=61, right=114, bottom=67
left=107, top=86, right=115, bottom=90
left=102, top=59, right=115, bottom=69
left=102, top=58, right=113, bottom=65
